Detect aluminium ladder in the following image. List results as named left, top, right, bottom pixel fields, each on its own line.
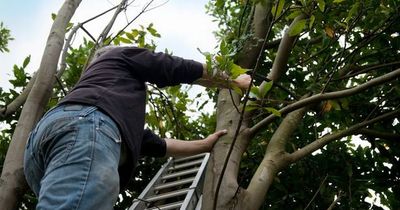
left=129, top=153, right=209, bottom=210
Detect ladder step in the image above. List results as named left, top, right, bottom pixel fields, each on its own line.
left=154, top=177, right=195, bottom=191
left=168, top=159, right=203, bottom=171
left=146, top=188, right=190, bottom=202
left=162, top=168, right=199, bottom=180
left=174, top=153, right=206, bottom=163
left=145, top=201, right=183, bottom=210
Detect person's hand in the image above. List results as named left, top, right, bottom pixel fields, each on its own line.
left=232, top=74, right=251, bottom=89
left=203, top=129, right=228, bottom=151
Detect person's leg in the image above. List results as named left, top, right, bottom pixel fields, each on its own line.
left=24, top=104, right=121, bottom=210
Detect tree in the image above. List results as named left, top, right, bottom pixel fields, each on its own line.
left=1, top=0, right=399, bottom=210
left=0, top=22, right=14, bottom=53
left=0, top=1, right=82, bottom=209
left=0, top=0, right=209, bottom=209
left=201, top=0, right=400, bottom=209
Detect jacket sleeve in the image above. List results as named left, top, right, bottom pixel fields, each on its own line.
left=121, top=47, right=204, bottom=88
left=140, top=129, right=167, bottom=157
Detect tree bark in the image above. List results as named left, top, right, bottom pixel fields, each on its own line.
left=202, top=90, right=247, bottom=209
left=0, top=1, right=82, bottom=209
left=202, top=1, right=272, bottom=209
left=244, top=107, right=307, bottom=210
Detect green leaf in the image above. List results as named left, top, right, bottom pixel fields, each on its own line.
left=309, top=15, right=315, bottom=29
left=317, top=0, right=325, bottom=12
left=118, top=37, right=132, bottom=44
left=345, top=2, right=359, bottom=23
left=329, top=100, right=341, bottom=110
left=113, top=38, right=120, bottom=45
left=271, top=0, right=284, bottom=18
left=216, top=0, right=224, bottom=8
left=125, top=32, right=135, bottom=40
left=245, top=105, right=259, bottom=112
left=260, top=81, right=273, bottom=98
left=288, top=19, right=307, bottom=36
left=147, top=24, right=161, bottom=38
left=51, top=13, right=56, bottom=20
left=131, top=29, right=139, bottom=38
left=265, top=107, right=281, bottom=117
left=232, top=85, right=243, bottom=95
left=250, top=86, right=260, bottom=99
left=287, top=10, right=302, bottom=20
left=23, top=55, right=31, bottom=68
left=219, top=40, right=228, bottom=55
left=230, top=63, right=247, bottom=78
left=333, top=0, right=345, bottom=3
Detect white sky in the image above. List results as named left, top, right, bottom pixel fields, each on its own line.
left=0, top=0, right=218, bottom=88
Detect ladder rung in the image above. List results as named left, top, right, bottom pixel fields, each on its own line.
left=145, top=201, right=183, bottom=210
left=174, top=153, right=206, bottom=163
left=168, top=159, right=203, bottom=171
left=154, top=177, right=195, bottom=191
left=146, top=188, right=190, bottom=202
left=162, top=168, right=199, bottom=180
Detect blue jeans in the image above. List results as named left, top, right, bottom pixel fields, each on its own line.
left=24, top=104, right=121, bottom=210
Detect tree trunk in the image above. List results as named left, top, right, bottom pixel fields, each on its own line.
left=0, top=1, right=82, bottom=209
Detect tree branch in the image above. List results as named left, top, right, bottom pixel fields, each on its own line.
left=96, top=0, right=128, bottom=47
left=249, top=68, right=400, bottom=135
left=0, top=74, right=36, bottom=119
left=267, top=14, right=306, bottom=81
left=1, top=22, right=81, bottom=119
left=288, top=109, right=400, bottom=162
left=358, top=128, right=400, bottom=141
left=109, top=0, right=157, bottom=44
left=337, top=61, right=400, bottom=81
left=246, top=107, right=307, bottom=209
left=0, top=1, right=82, bottom=209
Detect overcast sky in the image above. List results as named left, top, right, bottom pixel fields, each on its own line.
left=0, top=0, right=218, bottom=88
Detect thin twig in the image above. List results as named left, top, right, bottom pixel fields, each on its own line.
left=80, top=25, right=96, bottom=42
left=336, top=61, right=400, bottom=81
left=109, top=0, right=162, bottom=44
left=327, top=191, right=344, bottom=210
left=55, top=76, right=67, bottom=96
left=304, top=174, right=329, bottom=210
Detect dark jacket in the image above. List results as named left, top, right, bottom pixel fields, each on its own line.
left=59, top=46, right=203, bottom=188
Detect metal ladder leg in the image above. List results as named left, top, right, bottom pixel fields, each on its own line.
left=129, top=153, right=210, bottom=210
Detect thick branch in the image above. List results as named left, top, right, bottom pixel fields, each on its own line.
left=97, top=0, right=128, bottom=46
left=358, top=128, right=400, bottom=141
left=0, top=23, right=81, bottom=119
left=236, top=0, right=271, bottom=69
left=245, top=107, right=307, bottom=209
left=58, top=23, right=81, bottom=78
left=250, top=68, right=400, bottom=135
left=288, top=109, right=400, bottom=162
left=0, top=1, right=82, bottom=209
left=338, top=61, right=400, bottom=80
left=0, top=74, right=36, bottom=118
left=267, top=14, right=305, bottom=81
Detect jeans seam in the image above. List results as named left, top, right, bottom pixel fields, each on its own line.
left=75, top=111, right=96, bottom=210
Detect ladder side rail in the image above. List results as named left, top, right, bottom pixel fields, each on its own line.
left=129, top=157, right=174, bottom=210
left=180, top=153, right=210, bottom=210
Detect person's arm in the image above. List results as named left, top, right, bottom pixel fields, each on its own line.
left=165, top=130, right=227, bottom=157
left=193, top=64, right=252, bottom=89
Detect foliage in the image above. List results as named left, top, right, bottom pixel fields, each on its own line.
left=206, top=0, right=400, bottom=209
left=0, top=18, right=216, bottom=209
left=0, top=22, right=14, bottom=53
left=2, top=0, right=400, bottom=209
left=0, top=56, right=31, bottom=174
